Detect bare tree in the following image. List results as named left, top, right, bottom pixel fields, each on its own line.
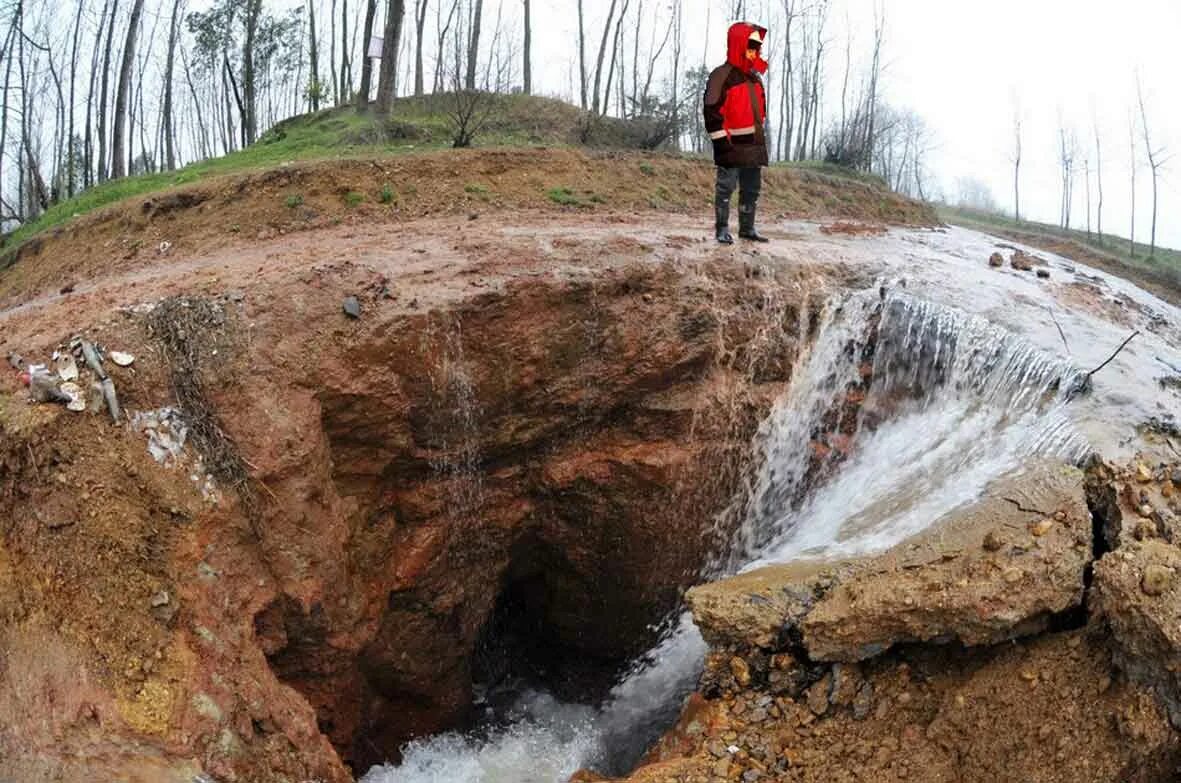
left=1083, top=156, right=1091, bottom=238
left=1057, top=123, right=1075, bottom=230
left=357, top=0, right=378, bottom=105
left=1011, top=103, right=1021, bottom=222
left=591, top=0, right=619, bottom=115
left=522, top=0, right=530, bottom=94
left=340, top=0, right=352, bottom=101
left=162, top=0, right=185, bottom=170
left=110, top=0, right=146, bottom=179
left=308, top=0, right=321, bottom=110
left=413, top=0, right=429, bottom=95
left=1136, top=74, right=1167, bottom=259
left=242, top=0, right=264, bottom=143
left=1093, top=116, right=1103, bottom=242
left=1128, top=111, right=1136, bottom=257
left=464, top=0, right=484, bottom=89
left=577, top=0, right=587, bottom=109
left=375, top=0, right=405, bottom=114
left=96, top=0, right=121, bottom=181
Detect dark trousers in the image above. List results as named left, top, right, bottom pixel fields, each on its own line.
left=715, top=166, right=762, bottom=227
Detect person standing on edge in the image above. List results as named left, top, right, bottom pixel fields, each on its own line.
left=703, top=22, right=770, bottom=244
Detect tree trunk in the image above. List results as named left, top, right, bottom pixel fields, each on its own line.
left=66, top=0, right=86, bottom=196
left=97, top=0, right=120, bottom=182
left=464, top=0, right=484, bottom=90
left=1094, top=125, right=1103, bottom=242
left=603, top=0, right=628, bottom=116
left=110, top=0, right=145, bottom=180
left=163, top=0, right=182, bottom=170
left=412, top=0, right=427, bottom=95
left=577, top=0, right=587, bottom=109
left=1129, top=119, right=1136, bottom=258
left=242, top=0, right=263, bottom=144
left=590, top=0, right=618, bottom=115
left=522, top=0, right=531, bottom=95
left=375, top=0, right=405, bottom=115
left=339, top=0, right=350, bottom=101
left=308, top=0, right=321, bottom=110
left=357, top=0, right=378, bottom=106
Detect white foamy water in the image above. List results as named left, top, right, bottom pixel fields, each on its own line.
left=365, top=286, right=1092, bottom=783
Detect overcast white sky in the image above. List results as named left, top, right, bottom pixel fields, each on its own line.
left=510, top=0, right=1179, bottom=248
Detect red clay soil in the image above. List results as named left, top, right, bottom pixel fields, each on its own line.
left=1, top=209, right=869, bottom=781
left=0, top=148, right=934, bottom=309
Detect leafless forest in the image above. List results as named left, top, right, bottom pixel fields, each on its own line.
left=2, top=0, right=1166, bottom=253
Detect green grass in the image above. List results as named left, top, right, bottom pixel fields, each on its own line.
left=379, top=183, right=396, bottom=204
left=2, top=94, right=576, bottom=251
left=284, top=194, right=304, bottom=209
left=546, top=187, right=584, bottom=206
left=344, top=191, right=364, bottom=207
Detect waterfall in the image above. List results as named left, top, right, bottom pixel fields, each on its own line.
left=363, top=286, right=1091, bottom=783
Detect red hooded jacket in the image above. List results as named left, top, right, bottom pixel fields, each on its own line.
left=703, top=22, right=769, bottom=168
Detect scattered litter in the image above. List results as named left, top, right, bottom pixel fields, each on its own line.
left=25, top=366, right=70, bottom=404
left=159, top=240, right=173, bottom=255
left=110, top=351, right=135, bottom=367
left=342, top=295, right=362, bottom=318
left=131, top=408, right=189, bottom=465
left=7, top=352, right=22, bottom=369
left=79, top=339, right=107, bottom=378
left=60, top=381, right=86, bottom=412
left=56, top=353, right=79, bottom=381
left=100, top=377, right=121, bottom=421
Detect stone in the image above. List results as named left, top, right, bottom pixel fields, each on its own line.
left=729, top=656, right=752, bottom=688
left=1137, top=463, right=1154, bottom=483
left=1036, top=269, right=1050, bottom=279
left=852, top=682, right=874, bottom=720
left=1011, top=251, right=1034, bottom=271
left=806, top=676, right=831, bottom=716
left=1141, top=565, right=1173, bottom=596
left=983, top=530, right=1004, bottom=551
left=988, top=252, right=1004, bottom=267
left=150, top=590, right=171, bottom=608
left=342, top=295, right=361, bottom=318
left=1030, top=519, right=1054, bottom=537
left=1133, top=519, right=1158, bottom=541
left=688, top=462, right=1090, bottom=661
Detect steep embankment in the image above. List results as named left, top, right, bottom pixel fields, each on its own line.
left=1, top=202, right=878, bottom=781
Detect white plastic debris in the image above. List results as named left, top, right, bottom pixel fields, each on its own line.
left=56, top=353, right=79, bottom=381
left=59, top=382, right=86, bottom=412
left=131, top=407, right=189, bottom=465
left=110, top=351, right=135, bottom=367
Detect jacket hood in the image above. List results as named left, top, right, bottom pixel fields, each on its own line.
left=727, top=22, right=768, bottom=74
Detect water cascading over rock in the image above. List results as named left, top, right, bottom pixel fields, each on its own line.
left=369, top=286, right=1094, bottom=783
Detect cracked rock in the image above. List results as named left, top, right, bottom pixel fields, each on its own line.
left=687, top=461, right=1090, bottom=661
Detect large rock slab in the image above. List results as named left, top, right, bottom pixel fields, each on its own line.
left=687, top=461, right=1091, bottom=660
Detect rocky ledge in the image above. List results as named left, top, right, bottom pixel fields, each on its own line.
left=604, top=456, right=1181, bottom=782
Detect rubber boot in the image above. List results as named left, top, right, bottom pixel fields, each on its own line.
left=715, top=201, right=734, bottom=245
left=738, top=202, right=770, bottom=242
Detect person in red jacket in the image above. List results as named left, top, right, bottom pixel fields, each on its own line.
left=703, top=22, right=770, bottom=244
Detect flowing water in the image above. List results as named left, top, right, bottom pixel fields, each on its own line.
left=362, top=286, right=1092, bottom=783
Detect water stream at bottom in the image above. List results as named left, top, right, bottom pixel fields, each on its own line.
left=362, top=288, right=1092, bottom=783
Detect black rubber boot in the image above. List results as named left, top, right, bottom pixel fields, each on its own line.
left=738, top=202, right=770, bottom=242
left=715, top=202, right=734, bottom=244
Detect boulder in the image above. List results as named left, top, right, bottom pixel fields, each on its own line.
left=687, top=461, right=1091, bottom=661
